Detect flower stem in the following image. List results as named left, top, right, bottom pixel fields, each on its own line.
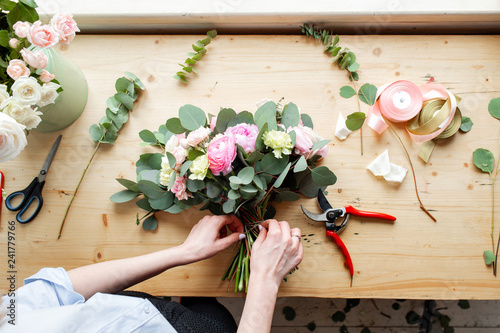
left=491, top=158, right=500, bottom=275
left=58, top=142, right=101, bottom=239
left=349, top=72, right=363, bottom=156
left=386, top=123, right=436, bottom=222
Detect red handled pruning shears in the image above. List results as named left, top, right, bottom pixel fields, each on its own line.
left=301, top=189, right=396, bottom=286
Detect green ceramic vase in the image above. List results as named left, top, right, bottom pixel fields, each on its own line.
left=33, top=47, right=88, bottom=133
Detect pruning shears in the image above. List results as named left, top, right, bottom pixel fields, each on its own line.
left=301, top=189, right=396, bottom=286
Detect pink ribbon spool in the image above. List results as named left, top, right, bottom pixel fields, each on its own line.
left=366, top=80, right=423, bottom=134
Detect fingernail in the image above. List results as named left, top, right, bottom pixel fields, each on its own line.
left=239, top=233, right=246, bottom=240
left=258, top=225, right=263, bottom=231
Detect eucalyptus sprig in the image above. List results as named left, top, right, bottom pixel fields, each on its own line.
left=474, top=97, right=500, bottom=274
left=174, top=29, right=217, bottom=84
left=57, top=72, right=145, bottom=239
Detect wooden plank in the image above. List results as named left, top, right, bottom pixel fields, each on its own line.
left=1, top=35, right=500, bottom=299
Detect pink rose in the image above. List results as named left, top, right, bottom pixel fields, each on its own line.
left=6, top=59, right=30, bottom=80
left=27, top=21, right=59, bottom=48
left=224, top=123, right=259, bottom=154
left=9, top=38, right=19, bottom=49
left=186, top=126, right=211, bottom=147
left=172, top=146, right=187, bottom=169
left=50, top=13, right=80, bottom=44
left=210, top=116, right=217, bottom=132
left=20, top=48, right=48, bottom=69
left=292, top=125, right=329, bottom=160
left=207, top=135, right=237, bottom=176
left=171, top=176, right=192, bottom=200
left=13, top=21, right=30, bottom=38
left=39, top=70, right=55, bottom=83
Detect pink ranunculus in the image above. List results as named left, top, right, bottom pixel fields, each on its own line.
left=20, top=48, right=48, bottom=69
left=224, top=123, right=259, bottom=154
left=172, top=146, right=187, bottom=169
left=186, top=126, right=211, bottom=147
left=13, top=21, right=30, bottom=38
left=27, top=21, right=59, bottom=48
left=207, top=135, right=237, bottom=176
left=210, top=115, right=217, bottom=132
left=171, top=176, right=192, bottom=200
left=6, top=59, right=30, bottom=80
left=50, top=13, right=80, bottom=44
left=39, top=70, right=55, bottom=83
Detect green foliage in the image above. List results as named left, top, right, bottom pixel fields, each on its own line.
left=484, top=250, right=495, bottom=265
left=346, top=112, right=367, bottom=131
left=89, top=73, right=145, bottom=144
left=488, top=97, right=500, bottom=120
left=174, top=29, right=217, bottom=83
left=109, top=190, right=140, bottom=203
left=473, top=148, right=495, bottom=174
left=339, top=85, right=356, bottom=99
left=179, top=104, right=207, bottom=130
left=459, top=116, right=473, bottom=132
left=358, top=83, right=378, bottom=106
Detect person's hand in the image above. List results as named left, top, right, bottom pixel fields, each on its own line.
left=180, top=215, right=244, bottom=264
left=250, top=219, right=303, bottom=287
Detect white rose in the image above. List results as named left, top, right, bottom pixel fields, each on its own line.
left=0, top=112, right=27, bottom=163
left=164, top=134, right=179, bottom=154
left=1, top=97, right=25, bottom=121
left=38, top=82, right=60, bottom=107
left=0, top=85, right=10, bottom=105
left=186, top=126, right=211, bottom=147
left=19, top=108, right=43, bottom=130
left=159, top=156, right=175, bottom=187
left=11, top=76, right=41, bottom=105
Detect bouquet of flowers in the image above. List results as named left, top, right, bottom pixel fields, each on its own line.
left=0, top=0, right=79, bottom=162
left=112, top=99, right=337, bottom=292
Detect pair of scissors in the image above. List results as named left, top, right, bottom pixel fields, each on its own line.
left=6, top=135, right=62, bottom=223
left=301, top=189, right=396, bottom=286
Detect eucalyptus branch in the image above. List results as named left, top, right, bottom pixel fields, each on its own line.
left=174, top=29, right=217, bottom=84
left=57, top=73, right=145, bottom=239
left=387, top=122, right=436, bottom=222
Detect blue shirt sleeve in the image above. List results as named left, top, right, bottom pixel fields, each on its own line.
left=20, top=267, right=85, bottom=310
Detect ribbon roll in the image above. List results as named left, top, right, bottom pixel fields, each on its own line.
left=366, top=80, right=423, bottom=134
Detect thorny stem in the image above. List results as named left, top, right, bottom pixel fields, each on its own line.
left=58, top=142, right=101, bottom=239
left=386, top=123, right=437, bottom=222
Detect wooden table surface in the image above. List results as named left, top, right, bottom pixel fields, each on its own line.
left=1, top=34, right=499, bottom=299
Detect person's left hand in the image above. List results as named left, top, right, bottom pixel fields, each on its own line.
left=180, top=215, right=244, bottom=263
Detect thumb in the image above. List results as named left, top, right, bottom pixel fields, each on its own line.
left=252, top=226, right=267, bottom=249
left=216, top=232, right=244, bottom=250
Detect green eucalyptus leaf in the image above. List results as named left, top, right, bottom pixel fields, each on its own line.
left=139, top=129, right=157, bottom=143
left=115, top=77, right=135, bottom=95
left=136, top=198, right=152, bottom=211
left=260, top=153, right=289, bottom=175
left=165, top=204, right=184, bottom=214
left=289, top=130, right=296, bottom=147
left=247, top=151, right=264, bottom=164
left=253, top=175, right=265, bottom=190
left=301, top=114, right=313, bottom=129
left=281, top=102, right=300, bottom=128
left=187, top=179, right=205, bottom=192
left=339, top=85, right=357, bottom=99
left=299, top=171, right=326, bottom=198
left=166, top=117, right=186, bottom=134
left=89, top=124, right=102, bottom=142
left=180, top=161, right=193, bottom=177
left=228, top=111, right=254, bottom=127
left=255, top=101, right=278, bottom=131
left=148, top=153, right=163, bottom=170
left=115, top=92, right=134, bottom=111
left=347, top=62, right=359, bottom=72
left=277, top=190, right=301, bottom=202
left=228, top=189, right=241, bottom=200
left=488, top=97, right=500, bottom=120
left=149, top=191, right=174, bottom=210
left=460, top=116, right=473, bottom=132
left=138, top=169, right=159, bottom=183
left=124, top=72, right=146, bottom=90
left=143, top=214, right=158, bottom=231
left=255, top=123, right=268, bottom=151
left=154, top=132, right=165, bottom=144
left=346, top=112, right=367, bottom=131
left=179, top=104, right=207, bottom=130
left=206, top=182, right=222, bottom=198
left=238, top=167, right=255, bottom=185
left=229, top=176, right=242, bottom=185
left=484, top=250, right=495, bottom=265
left=311, top=166, right=337, bottom=186
left=166, top=153, right=176, bottom=169
left=240, top=184, right=258, bottom=193
left=473, top=148, right=495, bottom=174
left=311, top=139, right=330, bottom=152
left=223, top=199, right=235, bottom=214
left=273, top=162, right=291, bottom=188
left=116, top=178, right=140, bottom=192
left=188, top=149, right=204, bottom=161
left=138, top=180, right=165, bottom=199
left=106, top=96, right=121, bottom=112
left=216, top=108, right=237, bottom=133
left=294, top=156, right=307, bottom=173
left=358, top=83, right=378, bottom=106
left=110, top=190, right=139, bottom=203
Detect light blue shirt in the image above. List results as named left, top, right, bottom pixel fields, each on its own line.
left=0, top=267, right=177, bottom=332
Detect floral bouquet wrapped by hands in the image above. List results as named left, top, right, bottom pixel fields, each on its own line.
left=112, top=99, right=337, bottom=292
left=0, top=0, right=79, bottom=162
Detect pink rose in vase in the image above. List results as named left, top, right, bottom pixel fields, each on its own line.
left=27, top=21, right=59, bottom=48
left=50, top=13, right=80, bottom=44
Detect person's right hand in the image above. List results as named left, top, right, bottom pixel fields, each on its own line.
left=250, top=219, right=303, bottom=287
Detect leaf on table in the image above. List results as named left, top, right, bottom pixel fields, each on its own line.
left=459, top=116, right=473, bottom=132
left=473, top=148, right=495, bottom=174
left=339, top=85, right=356, bottom=99
left=488, top=97, right=500, bottom=120
left=110, top=190, right=139, bottom=203
left=358, top=83, right=378, bottom=106
left=484, top=249, right=495, bottom=265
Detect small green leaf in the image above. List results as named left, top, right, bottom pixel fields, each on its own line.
left=294, top=156, right=307, bottom=173
left=206, top=29, right=217, bottom=39
left=138, top=170, right=159, bottom=183
left=138, top=180, right=165, bottom=199
left=180, top=161, right=193, bottom=177
left=229, top=176, right=243, bottom=185
left=273, top=162, right=291, bottom=188
left=166, top=118, right=186, bottom=134
left=188, top=149, right=204, bottom=161
left=187, top=179, right=205, bottom=192
left=115, top=77, right=135, bottom=95
left=255, top=123, right=268, bottom=151
left=139, top=129, right=157, bottom=143
left=149, top=192, right=174, bottom=210
left=179, top=104, right=207, bottom=131
left=106, top=96, right=121, bottom=112
left=311, top=166, right=337, bottom=186
left=116, top=178, right=140, bottom=192
left=247, top=151, right=264, bottom=164
left=124, top=72, right=146, bottom=90
left=0, top=30, right=9, bottom=48
left=216, top=108, right=237, bottom=133
left=261, top=154, right=289, bottom=175
left=255, top=101, right=278, bottom=131
left=339, top=85, right=357, bottom=99
left=110, top=190, right=139, bottom=203
left=136, top=198, right=152, bottom=211
left=300, top=114, right=313, bottom=129
left=281, top=102, right=300, bottom=128
left=460, top=116, right=473, bottom=132
left=165, top=152, right=176, bottom=169
left=89, top=124, right=102, bottom=142
left=484, top=250, right=495, bottom=265
left=253, top=175, right=265, bottom=190
left=143, top=214, right=158, bottom=231
left=473, top=148, right=495, bottom=174
left=228, top=189, right=240, bottom=200
left=346, top=112, right=367, bottom=131
left=347, top=62, right=359, bottom=72
left=19, top=0, right=37, bottom=8
left=278, top=190, right=301, bottom=202
left=223, top=199, right=235, bottom=213
left=238, top=167, right=255, bottom=185
left=488, top=97, right=500, bottom=120
left=114, top=92, right=135, bottom=111
left=358, top=83, right=378, bottom=106
left=206, top=182, right=221, bottom=198
left=458, top=300, right=470, bottom=309
left=311, top=139, right=330, bottom=152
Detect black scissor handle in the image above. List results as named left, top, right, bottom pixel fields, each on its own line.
left=6, top=178, right=39, bottom=211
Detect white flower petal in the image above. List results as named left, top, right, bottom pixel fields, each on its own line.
left=366, top=149, right=391, bottom=176
left=383, top=163, right=408, bottom=183
left=335, top=112, right=352, bottom=140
